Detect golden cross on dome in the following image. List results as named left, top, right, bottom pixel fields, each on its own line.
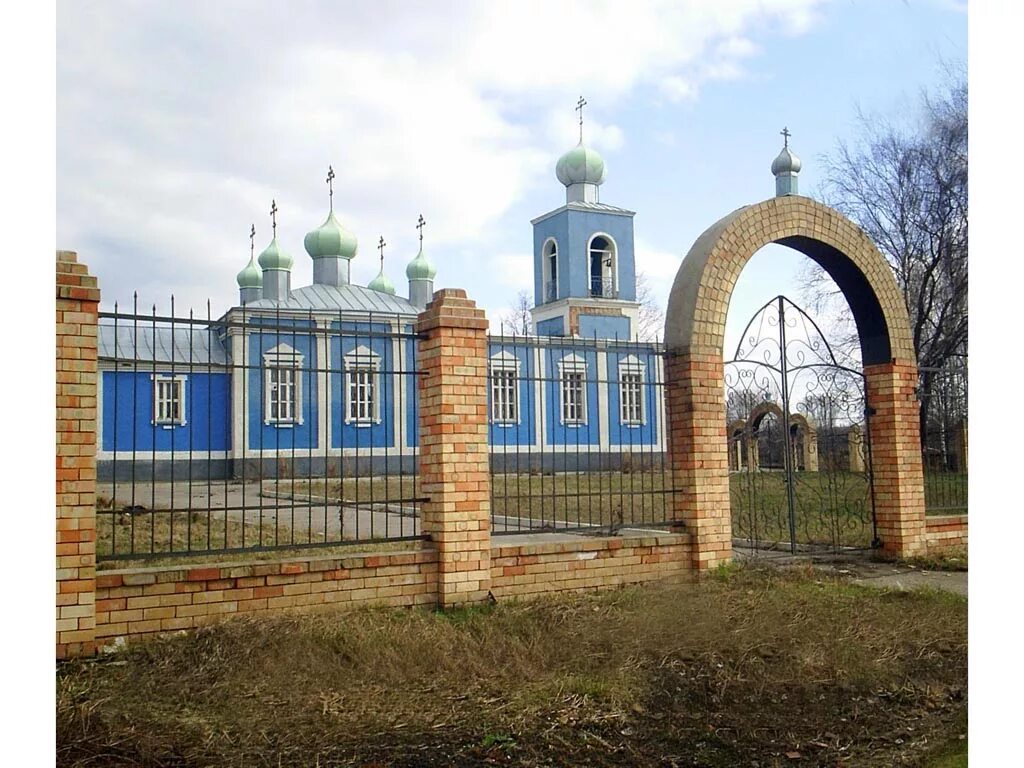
left=249, top=224, right=256, bottom=258
left=416, top=214, right=426, bottom=243
left=326, top=166, right=335, bottom=212
left=576, top=95, right=587, bottom=143
left=269, top=199, right=278, bottom=238
left=781, top=126, right=791, bottom=148
left=377, top=236, right=386, bottom=270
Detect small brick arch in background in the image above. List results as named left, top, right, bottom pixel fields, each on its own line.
left=663, top=196, right=926, bottom=571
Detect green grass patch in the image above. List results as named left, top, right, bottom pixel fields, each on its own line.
left=96, top=509, right=421, bottom=570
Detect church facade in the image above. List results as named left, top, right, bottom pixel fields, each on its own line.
left=96, top=137, right=673, bottom=479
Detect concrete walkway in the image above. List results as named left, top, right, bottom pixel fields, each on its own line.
left=735, top=547, right=967, bottom=596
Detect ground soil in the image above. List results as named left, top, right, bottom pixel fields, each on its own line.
left=57, top=563, right=967, bottom=768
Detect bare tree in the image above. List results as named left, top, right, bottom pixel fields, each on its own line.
left=800, top=70, right=967, bottom=439
left=499, top=289, right=533, bottom=335
left=635, top=271, right=666, bottom=342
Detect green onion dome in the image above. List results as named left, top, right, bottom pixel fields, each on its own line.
left=304, top=211, right=358, bottom=260
left=555, top=142, right=607, bottom=186
left=368, top=268, right=396, bottom=295
left=257, top=237, right=293, bottom=271
left=236, top=255, right=263, bottom=288
left=405, top=244, right=437, bottom=281
left=771, top=146, right=802, bottom=175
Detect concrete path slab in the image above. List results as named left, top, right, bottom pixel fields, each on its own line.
left=736, top=547, right=967, bottom=596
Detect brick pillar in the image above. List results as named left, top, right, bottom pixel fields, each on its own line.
left=665, top=351, right=732, bottom=572
left=56, top=250, right=100, bottom=658
left=417, top=289, right=492, bottom=607
left=864, top=361, right=927, bottom=557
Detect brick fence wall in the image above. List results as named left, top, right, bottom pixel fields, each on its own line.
left=55, top=248, right=943, bottom=657
left=491, top=534, right=692, bottom=598
left=924, top=515, right=968, bottom=555
left=93, top=534, right=693, bottom=644
left=58, top=259, right=696, bottom=655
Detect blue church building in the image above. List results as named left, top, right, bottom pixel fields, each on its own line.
left=97, top=133, right=681, bottom=479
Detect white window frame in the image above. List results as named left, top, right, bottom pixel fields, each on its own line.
left=263, top=343, right=304, bottom=426
left=489, top=351, right=521, bottom=425
left=542, top=237, right=558, bottom=301
left=558, top=353, right=588, bottom=426
left=151, top=373, right=187, bottom=427
left=344, top=345, right=382, bottom=426
left=618, top=355, right=646, bottom=426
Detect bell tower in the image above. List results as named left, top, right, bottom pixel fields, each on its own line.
left=529, top=100, right=639, bottom=339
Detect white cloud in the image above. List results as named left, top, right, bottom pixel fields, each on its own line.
left=57, top=0, right=826, bottom=313
left=492, top=253, right=535, bottom=290
left=659, top=76, right=699, bottom=102
left=634, top=238, right=686, bottom=315
left=717, top=36, right=760, bottom=59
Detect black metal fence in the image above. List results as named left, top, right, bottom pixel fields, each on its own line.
left=97, top=297, right=426, bottom=562
left=919, top=364, right=968, bottom=514
left=486, top=332, right=681, bottom=536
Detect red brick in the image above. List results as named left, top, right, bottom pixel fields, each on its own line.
left=187, top=567, right=223, bottom=582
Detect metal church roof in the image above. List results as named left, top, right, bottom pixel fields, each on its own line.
left=566, top=200, right=635, bottom=215
left=530, top=200, right=636, bottom=225
left=98, top=324, right=229, bottom=365
left=243, top=283, right=419, bottom=315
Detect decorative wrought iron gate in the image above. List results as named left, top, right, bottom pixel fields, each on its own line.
left=725, top=296, right=879, bottom=554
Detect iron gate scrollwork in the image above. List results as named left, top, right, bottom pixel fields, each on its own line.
left=725, top=296, right=879, bottom=554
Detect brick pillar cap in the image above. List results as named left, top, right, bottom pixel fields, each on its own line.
left=57, top=250, right=78, bottom=264
left=431, top=288, right=467, bottom=301
left=417, top=288, right=488, bottom=332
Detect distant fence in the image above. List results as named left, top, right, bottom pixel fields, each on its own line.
left=97, top=301, right=425, bottom=561
left=486, top=333, right=681, bottom=535
left=919, top=364, right=967, bottom=514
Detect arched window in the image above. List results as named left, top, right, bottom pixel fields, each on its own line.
left=588, top=235, right=617, bottom=298
left=542, top=239, right=558, bottom=303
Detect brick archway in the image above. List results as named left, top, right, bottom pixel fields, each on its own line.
left=664, top=196, right=925, bottom=570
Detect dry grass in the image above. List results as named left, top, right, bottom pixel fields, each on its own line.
left=288, top=472, right=894, bottom=547
left=57, top=564, right=967, bottom=767
left=97, top=509, right=307, bottom=558
left=96, top=509, right=421, bottom=570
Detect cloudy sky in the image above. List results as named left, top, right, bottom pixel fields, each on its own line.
left=56, top=0, right=965, bottom=345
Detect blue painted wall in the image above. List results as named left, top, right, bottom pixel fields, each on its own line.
left=532, top=208, right=637, bottom=307
left=535, top=317, right=565, bottom=336
left=100, top=324, right=666, bottom=460
left=606, top=348, right=659, bottom=447
left=330, top=321, right=396, bottom=450
left=101, top=370, right=231, bottom=452
left=578, top=314, right=632, bottom=340
left=247, top=321, right=318, bottom=452
left=532, top=212, right=570, bottom=307
left=487, top=341, right=538, bottom=448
